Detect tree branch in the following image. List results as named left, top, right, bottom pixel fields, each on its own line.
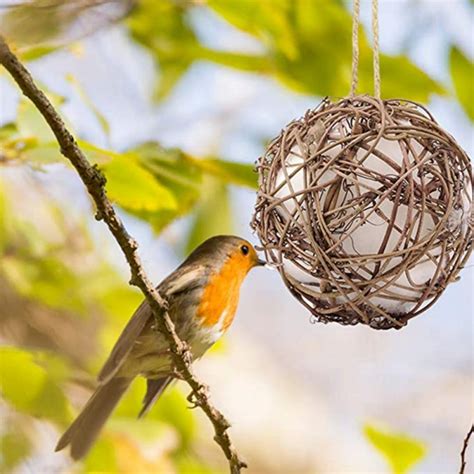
left=460, top=423, right=473, bottom=474
left=0, top=36, right=246, bottom=473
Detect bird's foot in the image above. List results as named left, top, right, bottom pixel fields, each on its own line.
left=186, top=383, right=209, bottom=409
left=170, top=368, right=185, bottom=380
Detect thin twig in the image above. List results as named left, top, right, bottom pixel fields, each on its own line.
left=460, top=423, right=474, bottom=474
left=0, top=36, right=246, bottom=474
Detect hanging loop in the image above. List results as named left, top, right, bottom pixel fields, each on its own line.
left=350, top=0, right=382, bottom=98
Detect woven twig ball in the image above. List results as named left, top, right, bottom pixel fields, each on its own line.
left=252, top=96, right=473, bottom=329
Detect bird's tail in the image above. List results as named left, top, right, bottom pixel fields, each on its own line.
left=56, top=376, right=132, bottom=460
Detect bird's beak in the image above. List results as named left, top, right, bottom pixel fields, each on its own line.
left=256, top=258, right=267, bottom=267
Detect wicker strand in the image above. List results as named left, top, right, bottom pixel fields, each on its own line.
left=350, top=0, right=361, bottom=96
left=252, top=96, right=473, bottom=330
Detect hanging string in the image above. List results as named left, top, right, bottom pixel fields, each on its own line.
left=372, top=0, right=381, bottom=98
left=350, top=0, right=382, bottom=98
left=350, top=0, right=360, bottom=96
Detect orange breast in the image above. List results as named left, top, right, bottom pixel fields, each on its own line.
left=197, top=252, right=250, bottom=331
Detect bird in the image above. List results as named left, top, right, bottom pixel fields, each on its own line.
left=55, top=235, right=265, bottom=460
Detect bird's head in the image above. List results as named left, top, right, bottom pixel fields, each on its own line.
left=185, top=235, right=266, bottom=275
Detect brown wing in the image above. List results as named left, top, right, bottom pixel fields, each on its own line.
left=97, top=263, right=208, bottom=384
left=97, top=300, right=156, bottom=384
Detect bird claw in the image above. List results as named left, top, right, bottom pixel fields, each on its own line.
left=170, top=368, right=185, bottom=380
left=186, top=383, right=209, bottom=410
left=186, top=391, right=199, bottom=409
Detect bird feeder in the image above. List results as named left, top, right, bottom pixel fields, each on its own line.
left=251, top=1, right=473, bottom=329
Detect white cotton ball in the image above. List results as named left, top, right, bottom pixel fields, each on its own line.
left=273, top=129, right=470, bottom=315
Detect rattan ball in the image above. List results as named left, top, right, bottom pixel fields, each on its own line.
left=252, top=95, right=473, bottom=329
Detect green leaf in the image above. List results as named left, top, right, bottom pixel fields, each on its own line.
left=127, top=0, right=198, bottom=100
left=149, top=386, right=196, bottom=449
left=101, top=155, right=177, bottom=212
left=113, top=378, right=195, bottom=448
left=16, top=99, right=56, bottom=142
left=193, top=158, right=258, bottom=189
left=0, top=430, right=32, bottom=471
left=449, top=46, right=474, bottom=121
left=19, top=44, right=59, bottom=61
left=363, top=423, right=427, bottom=474
left=198, top=47, right=271, bottom=74
left=2, top=254, right=89, bottom=314
left=0, top=98, right=65, bottom=165
left=0, top=347, right=70, bottom=424
left=82, top=436, right=118, bottom=472
left=371, top=53, right=445, bottom=102
left=175, top=454, right=223, bottom=474
left=186, top=180, right=232, bottom=253
left=134, top=142, right=203, bottom=232
left=207, top=0, right=444, bottom=102
left=0, top=122, right=18, bottom=141
left=66, top=74, right=110, bottom=137
left=208, top=0, right=298, bottom=59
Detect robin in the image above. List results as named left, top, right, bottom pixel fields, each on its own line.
left=56, top=235, right=265, bottom=460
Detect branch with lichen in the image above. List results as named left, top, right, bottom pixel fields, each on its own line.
left=0, top=36, right=246, bottom=474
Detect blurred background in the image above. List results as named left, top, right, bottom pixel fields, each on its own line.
left=0, top=0, right=472, bottom=473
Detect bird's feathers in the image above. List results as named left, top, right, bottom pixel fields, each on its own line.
left=97, top=300, right=155, bottom=384
left=138, top=377, right=173, bottom=418
left=97, top=264, right=209, bottom=384
left=55, top=377, right=131, bottom=460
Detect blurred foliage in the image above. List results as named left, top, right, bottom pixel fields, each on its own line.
left=127, top=0, right=445, bottom=102
left=0, top=346, right=71, bottom=424
left=449, top=46, right=474, bottom=121
left=0, top=95, right=256, bottom=236
left=364, top=423, right=427, bottom=474
left=0, top=0, right=470, bottom=472
left=0, top=181, right=222, bottom=472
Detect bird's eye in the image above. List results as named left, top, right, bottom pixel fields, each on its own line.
left=241, top=245, right=249, bottom=256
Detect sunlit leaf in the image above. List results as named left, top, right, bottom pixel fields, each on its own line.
left=101, top=155, right=177, bottom=212
left=2, top=254, right=89, bottom=314
left=198, top=47, right=271, bottom=73
left=192, top=158, right=257, bottom=189
left=19, top=44, right=59, bottom=61
left=186, top=179, right=232, bottom=253
left=209, top=0, right=298, bottom=59
left=66, top=74, right=111, bottom=137
left=17, top=99, right=56, bottom=142
left=0, top=98, right=65, bottom=165
left=175, top=454, right=223, bottom=474
left=0, top=430, right=32, bottom=471
left=127, top=0, right=198, bottom=100
left=21, top=142, right=62, bottom=165
left=370, top=53, right=445, bottom=102
left=134, top=142, right=203, bottom=232
left=363, top=423, right=427, bottom=474
left=206, top=0, right=444, bottom=102
left=449, top=46, right=474, bottom=121
left=0, top=122, right=18, bottom=141
left=0, top=347, right=70, bottom=424
left=114, top=378, right=196, bottom=449
left=82, top=435, right=118, bottom=472
left=150, top=386, right=196, bottom=449
left=85, top=433, right=175, bottom=473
